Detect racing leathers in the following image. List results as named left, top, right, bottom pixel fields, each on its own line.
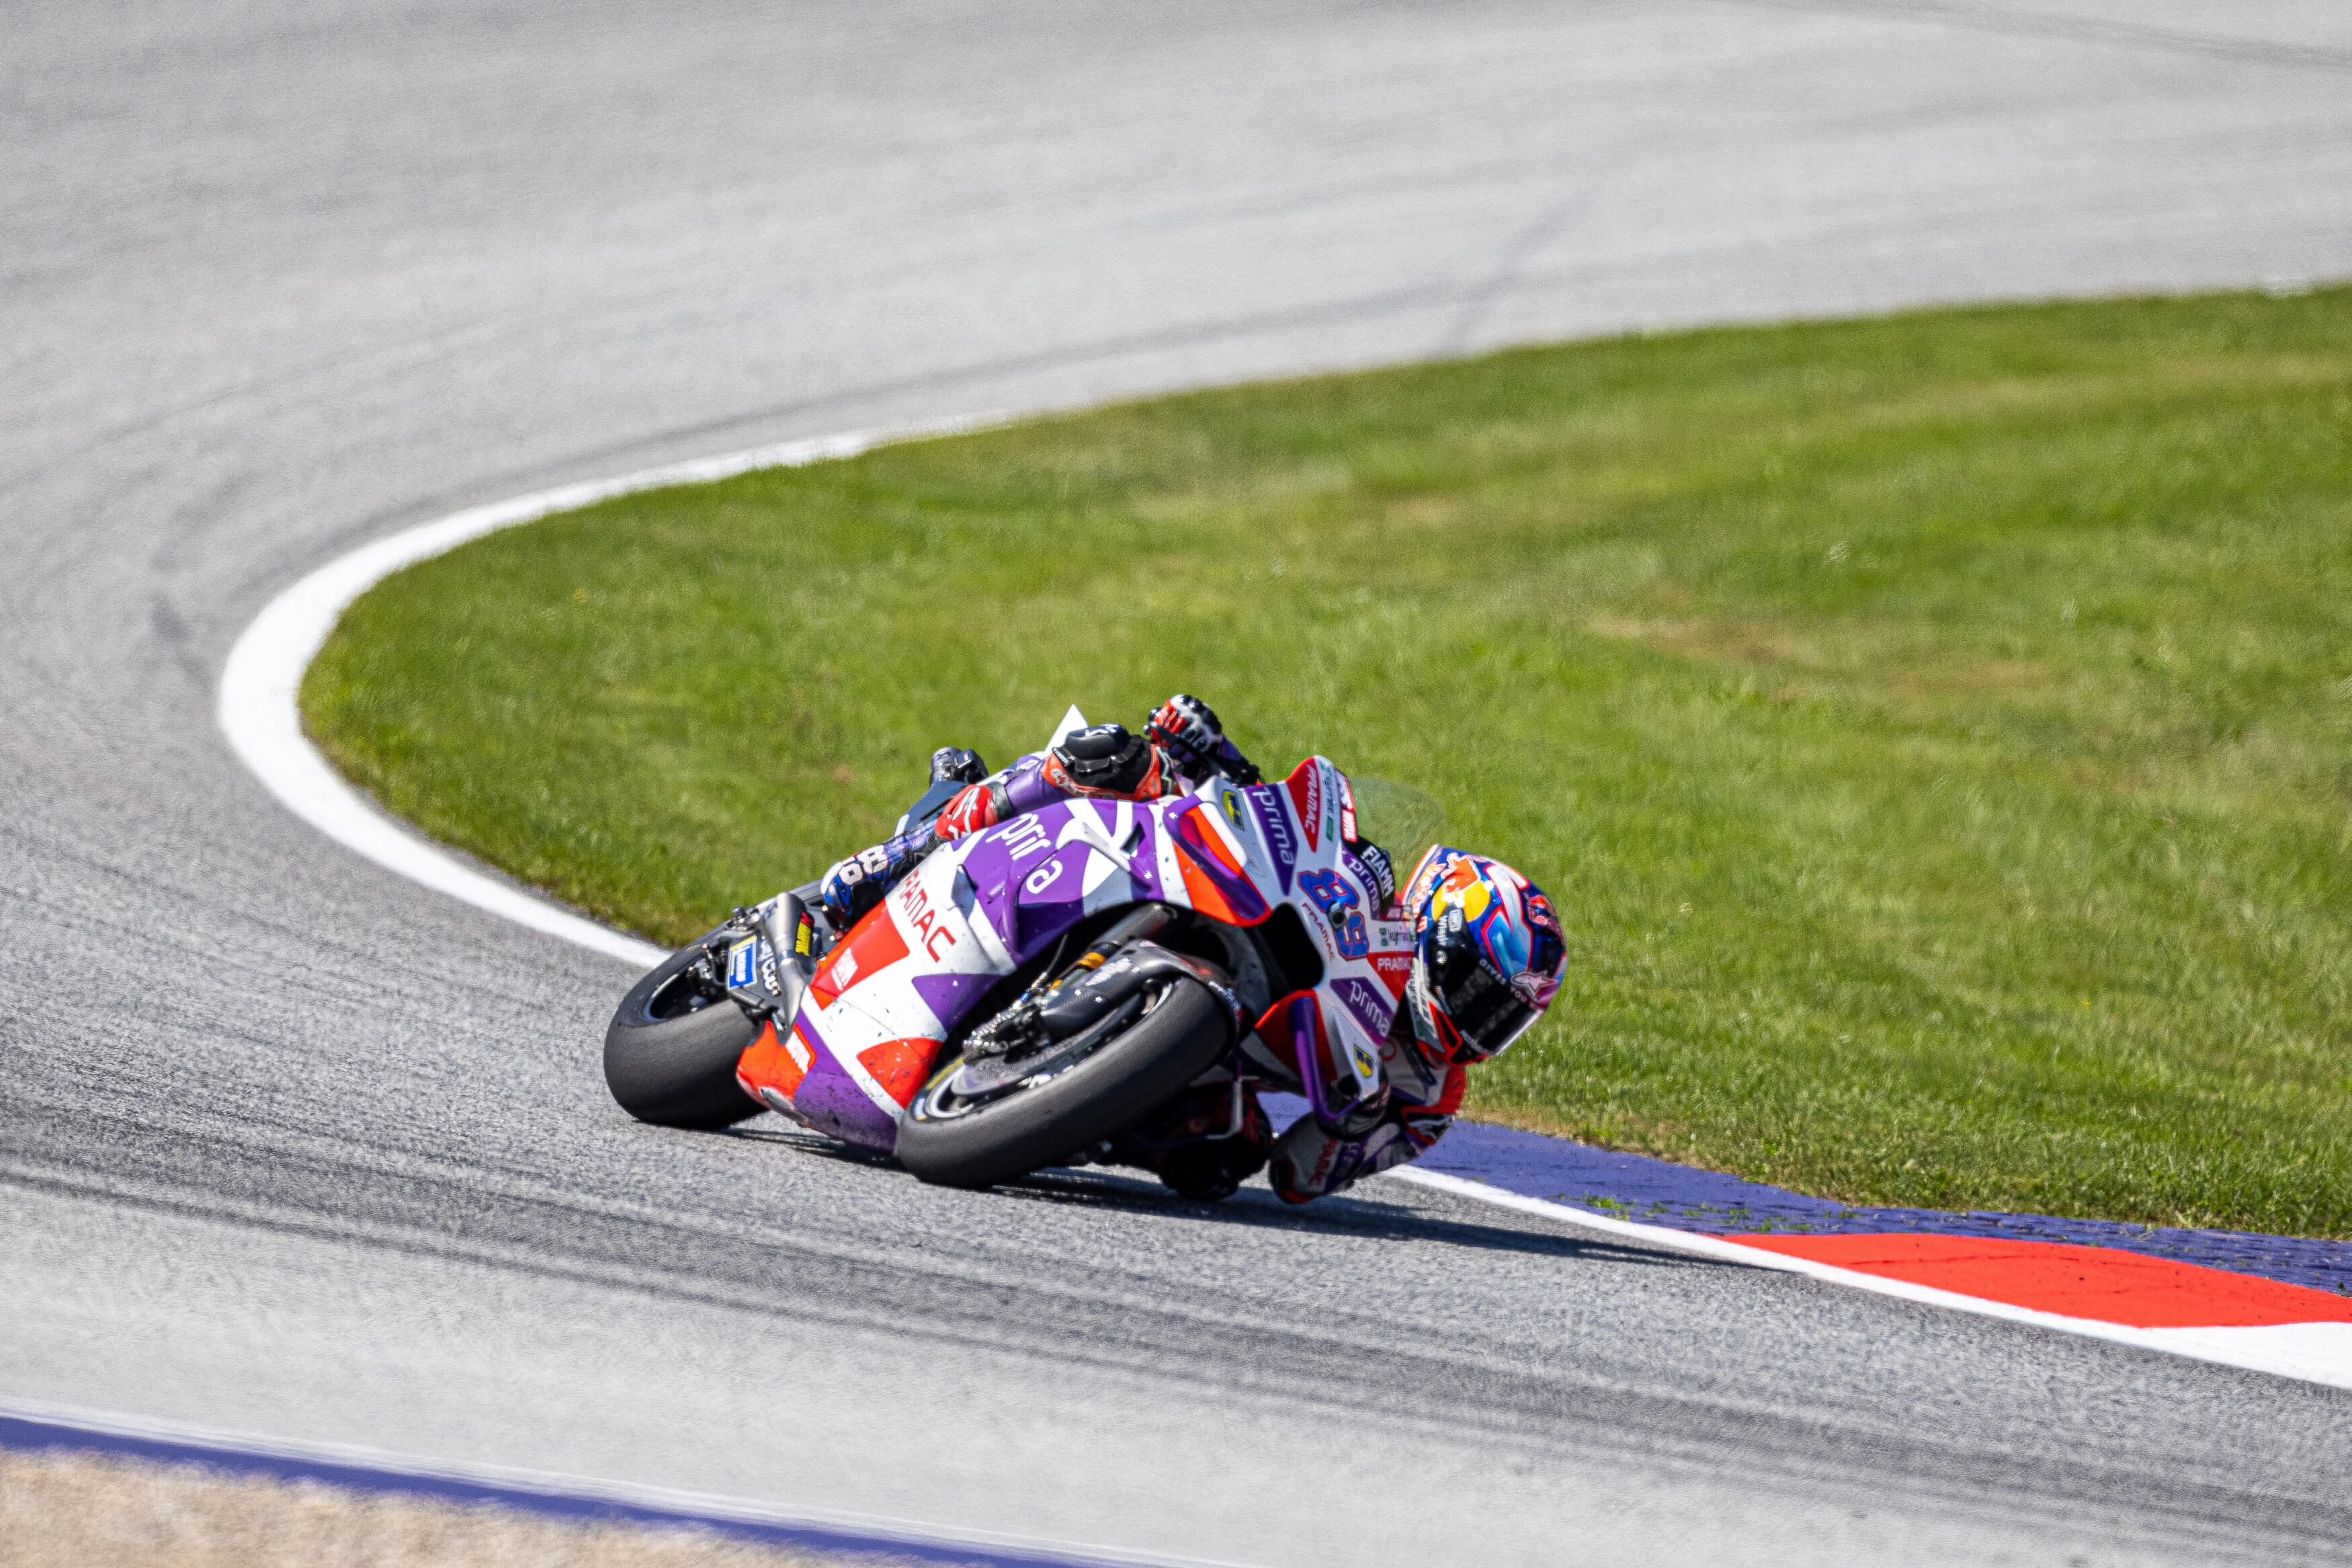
left=1262, top=881, right=1464, bottom=1205
left=1136, top=833, right=1448, bottom=1205
left=817, top=696, right=1259, bottom=930
left=820, top=697, right=1447, bottom=1205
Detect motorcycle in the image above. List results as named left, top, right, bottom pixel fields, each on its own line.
left=603, top=709, right=1436, bottom=1194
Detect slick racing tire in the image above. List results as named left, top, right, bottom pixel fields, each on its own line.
left=604, top=937, right=761, bottom=1130
left=897, top=974, right=1233, bottom=1190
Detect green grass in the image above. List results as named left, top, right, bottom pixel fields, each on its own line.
left=306, top=288, right=2352, bottom=1237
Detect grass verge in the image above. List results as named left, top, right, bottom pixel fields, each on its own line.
left=307, top=288, right=2352, bottom=1237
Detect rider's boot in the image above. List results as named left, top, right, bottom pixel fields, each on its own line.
left=822, top=746, right=993, bottom=930
left=930, top=746, right=988, bottom=787
left=1125, top=1085, right=1273, bottom=1201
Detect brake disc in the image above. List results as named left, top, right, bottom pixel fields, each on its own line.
left=948, top=992, right=1147, bottom=1098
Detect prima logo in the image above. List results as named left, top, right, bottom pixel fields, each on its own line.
left=1253, top=790, right=1296, bottom=880
left=1331, top=975, right=1394, bottom=1039
left=998, top=812, right=1052, bottom=863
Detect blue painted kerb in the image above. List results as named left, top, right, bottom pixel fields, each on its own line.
left=1421, top=1119, right=2352, bottom=1299
left=0, top=1409, right=1141, bottom=1568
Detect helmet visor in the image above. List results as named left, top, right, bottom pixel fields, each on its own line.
left=1431, top=947, right=1544, bottom=1060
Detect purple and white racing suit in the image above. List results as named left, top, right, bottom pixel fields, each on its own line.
left=830, top=728, right=1457, bottom=1203
left=1254, top=841, right=1466, bottom=1203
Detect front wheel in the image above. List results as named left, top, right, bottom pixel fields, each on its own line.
left=896, top=973, right=1233, bottom=1190
left=604, top=937, right=761, bottom=1129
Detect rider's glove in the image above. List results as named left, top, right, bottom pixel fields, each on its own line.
left=1147, top=694, right=1261, bottom=785
left=930, top=746, right=989, bottom=786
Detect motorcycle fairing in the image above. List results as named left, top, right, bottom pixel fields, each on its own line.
left=961, top=797, right=1167, bottom=955
left=747, top=846, right=1012, bottom=1147
left=1258, top=988, right=1384, bottom=1122
left=738, top=753, right=1417, bottom=1154
left=1165, top=796, right=1271, bottom=925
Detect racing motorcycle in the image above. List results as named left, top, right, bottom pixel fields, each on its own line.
left=603, top=709, right=1436, bottom=1192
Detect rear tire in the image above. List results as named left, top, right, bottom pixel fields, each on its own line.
left=896, top=975, right=1232, bottom=1190
left=604, top=939, right=761, bottom=1129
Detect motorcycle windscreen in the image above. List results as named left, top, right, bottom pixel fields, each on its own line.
left=1347, top=777, right=1445, bottom=878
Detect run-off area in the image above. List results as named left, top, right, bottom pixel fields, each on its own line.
left=306, top=290, right=2352, bottom=1244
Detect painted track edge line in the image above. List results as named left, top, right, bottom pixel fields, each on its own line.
left=214, top=407, right=2352, bottom=1402
left=216, top=414, right=999, bottom=970
left=0, top=1395, right=1243, bottom=1568
left=1387, top=1168, right=2352, bottom=1392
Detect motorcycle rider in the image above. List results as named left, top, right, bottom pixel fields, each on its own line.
left=817, top=695, right=1565, bottom=1204
left=817, top=695, right=1277, bottom=928
left=1150, top=844, right=1564, bottom=1204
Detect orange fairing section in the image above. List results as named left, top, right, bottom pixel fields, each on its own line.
left=857, top=1038, right=939, bottom=1108
left=808, top=900, right=911, bottom=1009
left=1175, top=839, right=1245, bottom=924
left=1254, top=990, right=1335, bottom=1084
left=735, top=1017, right=812, bottom=1102
left=1186, top=804, right=1244, bottom=875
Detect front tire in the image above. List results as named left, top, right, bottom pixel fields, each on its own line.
left=604, top=939, right=761, bottom=1129
left=896, top=975, right=1233, bottom=1190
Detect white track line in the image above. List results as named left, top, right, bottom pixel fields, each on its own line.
left=218, top=417, right=992, bottom=969
left=218, top=421, right=2352, bottom=1397
left=1390, top=1170, right=2352, bottom=1391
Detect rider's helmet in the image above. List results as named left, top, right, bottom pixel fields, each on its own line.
left=1399, top=847, right=1566, bottom=1063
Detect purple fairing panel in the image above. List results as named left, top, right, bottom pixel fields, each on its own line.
left=954, top=798, right=1170, bottom=973
left=909, top=967, right=997, bottom=1027
left=1276, top=989, right=1381, bottom=1127
left=1275, top=994, right=1331, bottom=1121
left=1245, top=786, right=1299, bottom=894
left=1008, top=843, right=1097, bottom=951
left=789, top=1049, right=902, bottom=1150
left=954, top=810, right=1053, bottom=953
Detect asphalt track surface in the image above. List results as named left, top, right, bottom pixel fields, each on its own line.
left=5, top=3, right=2351, bottom=1563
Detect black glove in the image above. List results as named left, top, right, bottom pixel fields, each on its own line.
left=930, top=746, right=989, bottom=786
left=1148, top=694, right=1260, bottom=785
